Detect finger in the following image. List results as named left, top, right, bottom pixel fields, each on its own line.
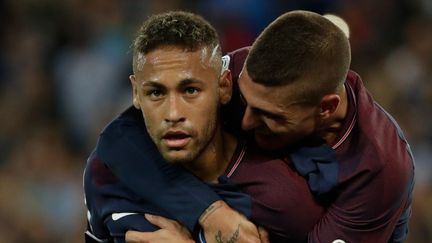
left=145, top=213, right=179, bottom=230
left=125, top=230, right=154, bottom=243
left=258, top=226, right=270, bottom=243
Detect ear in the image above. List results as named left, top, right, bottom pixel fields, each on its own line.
left=319, top=94, right=340, bottom=120
left=129, top=75, right=140, bottom=110
left=218, top=70, right=233, bottom=105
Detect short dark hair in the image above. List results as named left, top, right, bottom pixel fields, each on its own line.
left=132, top=11, right=221, bottom=72
left=246, top=10, right=351, bottom=104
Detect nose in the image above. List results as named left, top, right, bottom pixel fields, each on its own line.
left=241, top=106, right=260, bottom=131
left=164, top=95, right=185, bottom=124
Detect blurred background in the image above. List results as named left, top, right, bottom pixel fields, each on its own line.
left=0, top=0, right=430, bottom=242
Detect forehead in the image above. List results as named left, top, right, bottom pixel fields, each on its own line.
left=135, top=46, right=215, bottom=82
left=238, top=69, right=296, bottom=111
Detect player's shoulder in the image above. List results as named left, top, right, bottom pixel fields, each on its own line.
left=346, top=70, right=362, bottom=84
left=94, top=106, right=146, bottom=158
left=344, top=70, right=413, bottom=169
left=227, top=46, right=250, bottom=60
left=226, top=46, right=250, bottom=79
left=99, top=106, right=144, bottom=139
left=82, top=106, right=145, bottom=185
left=84, top=150, right=118, bottom=187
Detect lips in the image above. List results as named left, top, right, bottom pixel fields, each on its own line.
left=162, top=131, right=191, bottom=148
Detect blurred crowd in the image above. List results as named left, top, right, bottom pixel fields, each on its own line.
left=0, top=0, right=430, bottom=242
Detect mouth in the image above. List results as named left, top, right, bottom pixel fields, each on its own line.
left=162, top=131, right=191, bottom=149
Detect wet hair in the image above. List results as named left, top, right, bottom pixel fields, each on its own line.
left=132, top=11, right=221, bottom=73
left=246, top=10, right=351, bottom=104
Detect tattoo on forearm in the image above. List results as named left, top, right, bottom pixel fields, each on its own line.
left=215, top=230, right=223, bottom=243
left=199, top=202, right=223, bottom=224
left=214, top=224, right=240, bottom=243
left=227, top=224, right=240, bottom=243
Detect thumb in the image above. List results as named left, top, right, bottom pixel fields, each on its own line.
left=125, top=230, right=152, bottom=243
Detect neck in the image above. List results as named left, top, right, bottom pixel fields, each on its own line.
left=320, top=84, right=349, bottom=145
left=183, top=126, right=238, bottom=183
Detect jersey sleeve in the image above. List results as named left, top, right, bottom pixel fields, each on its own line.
left=307, top=160, right=414, bottom=243
left=84, top=150, right=162, bottom=242
left=85, top=214, right=156, bottom=243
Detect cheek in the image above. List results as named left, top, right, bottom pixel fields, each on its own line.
left=194, top=92, right=220, bottom=113
left=195, top=102, right=219, bottom=126
left=191, top=98, right=219, bottom=133
left=264, top=119, right=294, bottom=134
left=300, top=113, right=318, bottom=130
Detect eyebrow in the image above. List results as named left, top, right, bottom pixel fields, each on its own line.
left=239, top=92, right=285, bottom=119
left=178, top=78, right=204, bottom=87
left=140, top=78, right=204, bottom=89
left=253, top=108, right=285, bottom=119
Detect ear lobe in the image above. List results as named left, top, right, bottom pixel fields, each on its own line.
left=129, top=75, right=140, bottom=110
left=133, top=97, right=140, bottom=109
left=219, top=70, right=233, bottom=105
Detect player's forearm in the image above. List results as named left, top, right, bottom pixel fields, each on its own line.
left=199, top=200, right=261, bottom=243
left=199, top=200, right=225, bottom=226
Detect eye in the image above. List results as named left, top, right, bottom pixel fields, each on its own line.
left=258, top=110, right=285, bottom=121
left=146, top=89, right=164, bottom=98
left=263, top=113, right=284, bottom=121
left=184, top=87, right=199, bottom=96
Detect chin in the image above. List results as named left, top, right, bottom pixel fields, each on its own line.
left=162, top=150, right=194, bottom=164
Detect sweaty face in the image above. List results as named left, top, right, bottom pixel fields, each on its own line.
left=238, top=69, right=320, bottom=150
left=131, top=46, right=223, bottom=164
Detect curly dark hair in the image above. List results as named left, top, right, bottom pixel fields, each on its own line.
left=132, top=11, right=221, bottom=72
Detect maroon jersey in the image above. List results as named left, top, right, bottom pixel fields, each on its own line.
left=225, top=141, right=325, bottom=242
left=226, top=48, right=414, bottom=243
left=309, top=71, right=415, bottom=243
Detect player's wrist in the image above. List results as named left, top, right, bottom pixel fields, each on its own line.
left=199, top=200, right=261, bottom=243
left=198, top=200, right=225, bottom=228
